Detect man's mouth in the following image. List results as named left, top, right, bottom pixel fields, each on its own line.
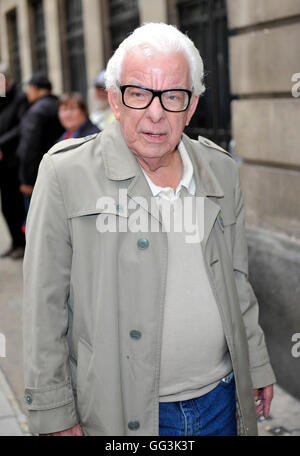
left=142, top=132, right=167, bottom=141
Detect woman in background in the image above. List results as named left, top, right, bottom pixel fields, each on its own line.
left=58, top=92, right=100, bottom=141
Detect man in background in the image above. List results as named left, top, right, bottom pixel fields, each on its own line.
left=90, top=70, right=114, bottom=131
left=0, top=63, right=28, bottom=259
left=17, top=72, right=64, bottom=217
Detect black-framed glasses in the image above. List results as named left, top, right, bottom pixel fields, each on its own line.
left=119, top=85, right=192, bottom=112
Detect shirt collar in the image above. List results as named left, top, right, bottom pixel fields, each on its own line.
left=141, top=140, right=196, bottom=199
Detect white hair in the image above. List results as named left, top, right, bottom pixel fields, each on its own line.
left=105, top=22, right=206, bottom=97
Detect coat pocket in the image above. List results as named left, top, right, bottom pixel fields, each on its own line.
left=69, top=206, right=129, bottom=239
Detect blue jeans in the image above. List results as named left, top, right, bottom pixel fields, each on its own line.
left=159, top=373, right=237, bottom=436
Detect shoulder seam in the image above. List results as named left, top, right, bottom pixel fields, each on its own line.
left=198, top=135, right=232, bottom=159
left=48, top=134, right=98, bottom=155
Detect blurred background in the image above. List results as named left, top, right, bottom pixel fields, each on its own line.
left=0, top=0, right=300, bottom=436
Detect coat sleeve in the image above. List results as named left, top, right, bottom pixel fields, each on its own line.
left=23, top=153, right=79, bottom=434
left=0, top=124, right=20, bottom=149
left=232, top=164, right=276, bottom=390
left=0, top=92, right=27, bottom=151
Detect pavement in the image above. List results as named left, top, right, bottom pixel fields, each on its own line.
left=0, top=368, right=30, bottom=436
left=0, top=207, right=300, bottom=436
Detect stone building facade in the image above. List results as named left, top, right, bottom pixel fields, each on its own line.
left=0, top=0, right=299, bottom=397
left=0, top=0, right=169, bottom=107
left=227, top=0, right=300, bottom=399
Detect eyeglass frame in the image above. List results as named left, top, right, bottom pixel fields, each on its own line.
left=119, top=84, right=193, bottom=113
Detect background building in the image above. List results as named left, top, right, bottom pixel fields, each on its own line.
left=0, top=0, right=300, bottom=398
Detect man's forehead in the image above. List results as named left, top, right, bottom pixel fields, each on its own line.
left=123, top=48, right=188, bottom=67
left=121, top=50, right=190, bottom=84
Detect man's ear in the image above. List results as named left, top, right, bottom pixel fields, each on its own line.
left=185, top=95, right=199, bottom=126
left=108, top=89, right=121, bottom=120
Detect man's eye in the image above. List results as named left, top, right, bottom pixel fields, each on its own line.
left=128, top=89, right=146, bottom=98
left=133, top=92, right=144, bottom=98
left=165, top=93, right=180, bottom=102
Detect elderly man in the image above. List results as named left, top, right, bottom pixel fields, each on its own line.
left=23, top=23, right=275, bottom=437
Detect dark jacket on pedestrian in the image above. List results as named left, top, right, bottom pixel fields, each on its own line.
left=0, top=83, right=29, bottom=168
left=58, top=119, right=100, bottom=142
left=17, top=94, right=64, bottom=186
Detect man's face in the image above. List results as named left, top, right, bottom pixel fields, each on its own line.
left=26, top=85, right=40, bottom=104
left=95, top=87, right=109, bottom=108
left=108, top=50, right=199, bottom=165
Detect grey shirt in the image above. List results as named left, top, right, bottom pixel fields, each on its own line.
left=142, top=142, right=232, bottom=402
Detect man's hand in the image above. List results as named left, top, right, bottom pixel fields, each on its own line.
left=40, top=423, right=83, bottom=436
left=0, top=148, right=3, bottom=161
left=254, top=384, right=274, bottom=418
left=20, top=184, right=34, bottom=196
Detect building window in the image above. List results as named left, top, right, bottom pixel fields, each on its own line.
left=29, top=0, right=48, bottom=75
left=175, top=0, right=231, bottom=148
left=60, top=0, right=87, bottom=99
left=6, top=9, right=22, bottom=83
left=108, top=0, right=140, bottom=54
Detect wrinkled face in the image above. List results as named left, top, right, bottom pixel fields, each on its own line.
left=58, top=101, right=87, bottom=132
left=108, top=50, right=199, bottom=165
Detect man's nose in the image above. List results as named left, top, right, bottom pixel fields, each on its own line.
left=145, top=95, right=165, bottom=122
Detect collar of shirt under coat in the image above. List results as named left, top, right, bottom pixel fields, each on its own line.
left=141, top=140, right=196, bottom=200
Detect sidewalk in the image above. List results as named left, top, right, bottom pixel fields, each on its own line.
left=0, top=368, right=31, bottom=436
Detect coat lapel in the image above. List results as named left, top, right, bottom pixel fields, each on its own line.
left=182, top=134, right=224, bottom=247
left=127, top=173, right=162, bottom=224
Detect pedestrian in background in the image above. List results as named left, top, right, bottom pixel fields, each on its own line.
left=89, top=70, right=114, bottom=131
left=58, top=92, right=100, bottom=141
left=0, top=63, right=29, bottom=259
left=16, top=73, right=64, bottom=219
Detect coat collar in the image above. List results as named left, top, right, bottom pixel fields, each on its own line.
left=181, top=133, right=224, bottom=198
left=101, top=120, right=224, bottom=198
left=101, top=120, right=139, bottom=181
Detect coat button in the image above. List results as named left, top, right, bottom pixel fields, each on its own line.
left=128, top=420, right=140, bottom=431
left=25, top=394, right=32, bottom=405
left=130, top=330, right=142, bottom=340
left=137, top=238, right=149, bottom=250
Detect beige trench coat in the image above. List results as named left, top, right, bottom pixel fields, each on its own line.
left=23, top=120, right=276, bottom=436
